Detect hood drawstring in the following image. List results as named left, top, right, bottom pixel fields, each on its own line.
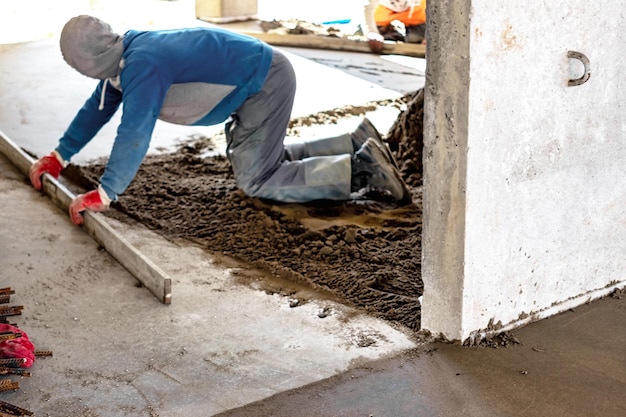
left=98, top=78, right=109, bottom=111
left=98, top=58, right=123, bottom=111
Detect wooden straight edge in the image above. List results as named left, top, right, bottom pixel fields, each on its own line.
left=0, top=130, right=172, bottom=305
left=239, top=31, right=426, bottom=58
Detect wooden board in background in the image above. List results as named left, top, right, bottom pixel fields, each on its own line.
left=239, top=31, right=426, bottom=58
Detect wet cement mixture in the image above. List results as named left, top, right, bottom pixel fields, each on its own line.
left=65, top=89, right=426, bottom=332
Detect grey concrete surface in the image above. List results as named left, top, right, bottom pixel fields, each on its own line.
left=0, top=153, right=417, bottom=416
left=1, top=1, right=624, bottom=416
left=215, top=291, right=626, bottom=417
left=421, top=0, right=626, bottom=341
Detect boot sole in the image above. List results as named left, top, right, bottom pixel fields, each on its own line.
left=359, top=118, right=401, bottom=171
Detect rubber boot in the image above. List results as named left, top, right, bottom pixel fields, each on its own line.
left=283, top=133, right=352, bottom=161
left=351, top=118, right=400, bottom=169
left=351, top=138, right=411, bottom=203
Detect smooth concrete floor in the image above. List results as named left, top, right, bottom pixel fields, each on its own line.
left=216, top=291, right=626, bottom=417
left=1, top=1, right=625, bottom=416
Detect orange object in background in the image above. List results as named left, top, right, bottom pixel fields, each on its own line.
left=374, top=1, right=427, bottom=27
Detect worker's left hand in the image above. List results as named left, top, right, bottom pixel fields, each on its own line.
left=367, top=32, right=385, bottom=54
left=0, top=324, right=36, bottom=368
left=69, top=185, right=111, bottom=225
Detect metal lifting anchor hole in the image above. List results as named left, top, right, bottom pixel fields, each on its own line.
left=567, top=51, right=590, bottom=87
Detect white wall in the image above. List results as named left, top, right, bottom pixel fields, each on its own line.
left=422, top=0, right=626, bottom=341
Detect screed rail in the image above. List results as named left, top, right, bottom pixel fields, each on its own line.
left=0, top=130, right=172, bottom=305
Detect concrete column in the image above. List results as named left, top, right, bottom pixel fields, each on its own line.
left=421, top=0, right=626, bottom=342
left=421, top=0, right=471, bottom=341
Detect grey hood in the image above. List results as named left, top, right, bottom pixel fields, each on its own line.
left=60, top=15, right=124, bottom=80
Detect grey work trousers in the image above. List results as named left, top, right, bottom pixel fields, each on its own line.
left=225, top=50, right=353, bottom=203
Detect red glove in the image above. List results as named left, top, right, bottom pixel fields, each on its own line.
left=69, top=185, right=111, bottom=225
left=367, top=32, right=384, bottom=54
left=29, top=151, right=65, bottom=190
left=0, top=324, right=35, bottom=368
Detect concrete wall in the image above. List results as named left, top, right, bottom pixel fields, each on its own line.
left=422, top=0, right=626, bottom=342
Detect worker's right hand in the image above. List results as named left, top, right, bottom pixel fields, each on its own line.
left=367, top=32, right=385, bottom=54
left=0, top=323, right=36, bottom=368
left=29, top=151, right=65, bottom=190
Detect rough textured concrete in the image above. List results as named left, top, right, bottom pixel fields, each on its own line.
left=460, top=0, right=626, bottom=339
left=422, top=0, right=626, bottom=341
left=421, top=0, right=472, bottom=341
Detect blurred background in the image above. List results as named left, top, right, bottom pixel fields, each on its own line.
left=0, top=0, right=370, bottom=44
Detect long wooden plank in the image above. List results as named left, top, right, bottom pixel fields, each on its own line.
left=238, top=31, right=426, bottom=58
left=0, top=130, right=172, bottom=305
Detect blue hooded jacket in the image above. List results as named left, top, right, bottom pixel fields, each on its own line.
left=56, top=16, right=273, bottom=200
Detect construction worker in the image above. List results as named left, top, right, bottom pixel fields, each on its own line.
left=29, top=15, right=410, bottom=225
left=363, top=0, right=427, bottom=53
